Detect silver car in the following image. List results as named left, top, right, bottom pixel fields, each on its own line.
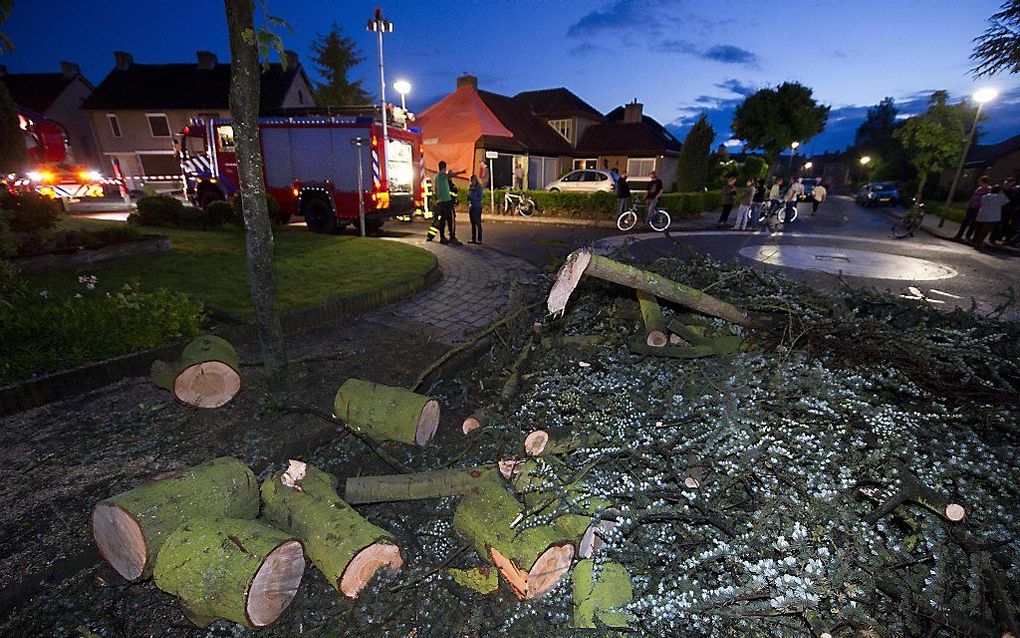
left=546, top=169, right=616, bottom=193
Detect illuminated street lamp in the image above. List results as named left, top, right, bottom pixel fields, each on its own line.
left=941, top=87, right=998, bottom=226
left=368, top=9, right=393, bottom=148
left=787, top=141, right=800, bottom=173
left=393, top=80, right=411, bottom=111
left=804, top=161, right=813, bottom=170
left=859, top=156, right=871, bottom=165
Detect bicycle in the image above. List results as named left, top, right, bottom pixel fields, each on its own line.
left=892, top=201, right=925, bottom=239
left=617, top=200, right=671, bottom=232
left=503, top=189, right=539, bottom=217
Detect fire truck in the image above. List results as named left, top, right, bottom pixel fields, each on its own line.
left=2, top=107, right=115, bottom=204
left=177, top=115, right=425, bottom=233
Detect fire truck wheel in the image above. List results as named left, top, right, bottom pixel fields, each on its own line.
left=365, top=219, right=385, bottom=235
left=199, top=191, right=225, bottom=211
left=303, top=198, right=338, bottom=234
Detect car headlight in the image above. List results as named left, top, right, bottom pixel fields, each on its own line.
left=27, top=171, right=42, bottom=181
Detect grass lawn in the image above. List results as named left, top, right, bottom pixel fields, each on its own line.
left=27, top=218, right=437, bottom=317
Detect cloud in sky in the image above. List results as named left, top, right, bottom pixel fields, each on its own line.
left=702, top=45, right=759, bottom=66
left=566, top=0, right=646, bottom=38
left=715, top=79, right=757, bottom=96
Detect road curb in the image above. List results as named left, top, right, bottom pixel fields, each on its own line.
left=477, top=213, right=715, bottom=231
left=0, top=258, right=442, bottom=417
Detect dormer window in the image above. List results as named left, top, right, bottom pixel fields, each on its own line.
left=549, top=118, right=572, bottom=143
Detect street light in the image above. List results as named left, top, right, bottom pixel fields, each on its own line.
left=940, top=87, right=998, bottom=226
left=393, top=80, right=411, bottom=111
left=367, top=9, right=393, bottom=150
left=804, top=161, right=813, bottom=170
left=859, top=156, right=871, bottom=165
left=787, top=141, right=800, bottom=173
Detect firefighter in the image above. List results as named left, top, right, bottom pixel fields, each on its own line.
left=428, top=161, right=463, bottom=245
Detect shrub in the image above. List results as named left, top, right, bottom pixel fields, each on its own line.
left=133, top=195, right=184, bottom=227
left=1, top=192, right=61, bottom=232
left=0, top=282, right=205, bottom=385
left=0, top=209, right=20, bottom=257
left=206, top=200, right=239, bottom=226
left=230, top=193, right=281, bottom=224
left=0, top=260, right=27, bottom=309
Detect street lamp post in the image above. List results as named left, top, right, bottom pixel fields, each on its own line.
left=393, top=80, right=411, bottom=129
left=787, top=141, right=800, bottom=174
left=351, top=137, right=367, bottom=237
left=367, top=9, right=393, bottom=149
left=939, top=87, right=997, bottom=227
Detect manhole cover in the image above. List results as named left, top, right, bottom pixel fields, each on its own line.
left=738, top=244, right=958, bottom=280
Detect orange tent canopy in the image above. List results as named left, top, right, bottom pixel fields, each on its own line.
left=416, top=86, right=514, bottom=176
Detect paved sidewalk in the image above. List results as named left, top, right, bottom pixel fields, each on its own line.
left=369, top=236, right=540, bottom=344
left=880, top=207, right=1020, bottom=257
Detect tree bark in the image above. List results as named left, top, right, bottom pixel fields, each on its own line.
left=334, top=378, right=440, bottom=447
left=572, top=559, right=633, bottom=629
left=224, top=0, right=287, bottom=385
left=152, top=518, right=304, bottom=628
left=344, top=467, right=503, bottom=505
left=636, top=291, right=668, bottom=347
left=92, top=457, right=259, bottom=581
left=150, top=335, right=241, bottom=408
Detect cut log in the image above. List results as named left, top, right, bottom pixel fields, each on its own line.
left=452, top=482, right=574, bottom=600
left=547, top=248, right=753, bottom=326
left=152, top=518, right=304, bottom=628
left=261, top=461, right=403, bottom=599
left=447, top=566, right=499, bottom=594
left=636, top=290, right=668, bottom=347
left=150, top=335, right=241, bottom=408
left=864, top=469, right=968, bottom=525
left=92, top=457, right=259, bottom=581
left=666, top=318, right=715, bottom=346
left=462, top=411, right=488, bottom=434
left=629, top=335, right=742, bottom=359
left=334, top=378, right=440, bottom=447
left=344, top=467, right=503, bottom=505
left=523, top=428, right=603, bottom=457
left=572, top=559, right=634, bottom=629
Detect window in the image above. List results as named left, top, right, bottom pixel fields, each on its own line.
left=139, top=153, right=182, bottom=178
left=107, top=114, right=122, bottom=138
left=572, top=158, right=597, bottom=170
left=549, top=118, right=573, bottom=143
left=560, top=170, right=583, bottom=182
left=627, top=158, right=656, bottom=178
left=216, top=125, right=235, bottom=150
left=147, top=113, right=171, bottom=138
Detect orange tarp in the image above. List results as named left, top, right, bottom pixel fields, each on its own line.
left=416, top=86, right=514, bottom=176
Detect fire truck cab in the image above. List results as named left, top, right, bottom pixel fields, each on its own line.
left=177, top=116, right=424, bottom=233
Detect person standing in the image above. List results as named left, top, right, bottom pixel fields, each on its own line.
left=513, top=163, right=525, bottom=190
left=467, top=174, right=483, bottom=244
left=735, top=178, right=755, bottom=231
left=955, top=176, right=990, bottom=241
left=429, top=161, right=457, bottom=245
left=784, top=177, right=805, bottom=223
left=973, top=184, right=1008, bottom=247
left=645, top=170, right=663, bottom=216
left=992, top=177, right=1017, bottom=243
left=616, top=170, right=631, bottom=216
left=718, top=176, right=737, bottom=227
left=811, top=181, right=827, bottom=215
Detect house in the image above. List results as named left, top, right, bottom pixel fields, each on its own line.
left=955, top=133, right=1020, bottom=196
left=416, top=77, right=682, bottom=190
left=81, top=51, right=314, bottom=191
left=0, top=62, right=98, bottom=165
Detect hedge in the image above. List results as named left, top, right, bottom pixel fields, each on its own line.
left=454, top=189, right=721, bottom=220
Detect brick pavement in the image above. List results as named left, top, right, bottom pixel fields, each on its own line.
left=368, top=236, right=541, bottom=344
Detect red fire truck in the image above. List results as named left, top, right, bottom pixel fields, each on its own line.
left=3, top=107, right=114, bottom=204
left=177, top=116, right=425, bottom=233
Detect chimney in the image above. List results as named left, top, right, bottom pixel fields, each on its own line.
left=114, top=51, right=134, bottom=70
left=60, top=61, right=80, bottom=78
left=457, top=74, right=478, bottom=90
left=623, top=99, right=643, bottom=124
left=196, top=51, right=217, bottom=70
left=283, top=50, right=299, bottom=70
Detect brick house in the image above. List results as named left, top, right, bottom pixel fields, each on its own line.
left=957, top=133, right=1020, bottom=195
left=0, top=62, right=98, bottom=165
left=417, top=76, right=681, bottom=190
left=81, top=51, right=314, bottom=191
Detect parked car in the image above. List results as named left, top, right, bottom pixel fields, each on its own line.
left=856, top=182, right=900, bottom=207
left=799, top=177, right=819, bottom=201
left=546, top=169, right=616, bottom=193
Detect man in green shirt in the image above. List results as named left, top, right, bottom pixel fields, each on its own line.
left=428, top=160, right=463, bottom=245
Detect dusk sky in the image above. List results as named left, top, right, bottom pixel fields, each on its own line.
left=4, top=0, right=1018, bottom=154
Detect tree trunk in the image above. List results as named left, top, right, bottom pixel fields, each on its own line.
left=636, top=291, right=668, bottom=347
left=572, top=559, right=633, bottom=629
left=92, top=457, right=259, bottom=581
left=913, top=168, right=930, bottom=206
left=224, top=0, right=287, bottom=385
left=334, top=378, right=440, bottom=447
left=548, top=248, right=753, bottom=326
left=152, top=518, right=304, bottom=628
left=150, top=335, right=241, bottom=408
left=260, top=461, right=403, bottom=599
left=344, top=467, right=503, bottom=504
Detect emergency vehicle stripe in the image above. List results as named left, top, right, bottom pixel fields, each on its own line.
left=371, top=147, right=381, bottom=189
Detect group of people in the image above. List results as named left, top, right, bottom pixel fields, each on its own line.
left=426, top=160, right=486, bottom=246
left=614, top=169, right=664, bottom=216
left=954, top=175, right=1020, bottom=248
left=717, top=176, right=826, bottom=232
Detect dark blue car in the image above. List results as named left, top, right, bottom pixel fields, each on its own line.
left=856, top=182, right=900, bottom=207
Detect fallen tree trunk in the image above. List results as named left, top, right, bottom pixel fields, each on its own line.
left=334, top=378, right=440, bottom=447
left=344, top=467, right=503, bottom=505
left=572, top=559, right=634, bottom=629
left=637, top=290, right=668, bottom=347
left=452, top=482, right=574, bottom=600
left=523, top=428, right=602, bottom=457
left=547, top=248, right=753, bottom=326
left=92, top=457, right=259, bottom=581
left=152, top=518, right=304, bottom=629
left=666, top=318, right=714, bottom=346
left=864, top=470, right=967, bottom=525
left=150, top=335, right=241, bottom=408
left=261, top=461, right=403, bottom=599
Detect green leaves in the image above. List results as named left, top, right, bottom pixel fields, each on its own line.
left=971, top=0, right=1020, bottom=76
left=731, top=82, right=830, bottom=164
left=677, top=114, right=715, bottom=192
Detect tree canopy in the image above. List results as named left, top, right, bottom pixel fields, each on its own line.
left=971, top=0, right=1020, bottom=76
left=854, top=97, right=897, bottom=147
left=310, top=23, right=373, bottom=107
left=851, top=98, right=913, bottom=183
left=676, top=114, right=714, bottom=191
left=731, top=82, right=829, bottom=164
left=893, top=91, right=971, bottom=200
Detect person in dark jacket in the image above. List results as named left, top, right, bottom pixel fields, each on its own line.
left=718, top=176, right=737, bottom=226
left=616, top=170, right=631, bottom=215
left=467, top=174, right=483, bottom=244
left=955, top=176, right=990, bottom=241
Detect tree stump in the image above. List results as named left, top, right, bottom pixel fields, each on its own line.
left=637, top=290, right=668, bottom=347
left=92, top=457, right=259, bottom=581
left=150, top=335, right=241, bottom=408
left=572, top=559, right=634, bottom=629
left=334, top=378, right=440, bottom=446
left=261, top=461, right=403, bottom=599
left=152, top=518, right=304, bottom=629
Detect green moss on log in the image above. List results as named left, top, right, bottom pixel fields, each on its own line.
left=572, top=559, right=634, bottom=629
left=92, top=456, right=259, bottom=581
left=448, top=566, right=499, bottom=594
left=334, top=378, right=440, bottom=446
left=344, top=466, right=503, bottom=505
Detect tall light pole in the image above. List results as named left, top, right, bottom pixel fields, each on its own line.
left=351, top=137, right=368, bottom=237
left=940, top=87, right=997, bottom=226
left=393, top=79, right=411, bottom=129
left=367, top=9, right=393, bottom=150
left=787, top=141, right=800, bottom=174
